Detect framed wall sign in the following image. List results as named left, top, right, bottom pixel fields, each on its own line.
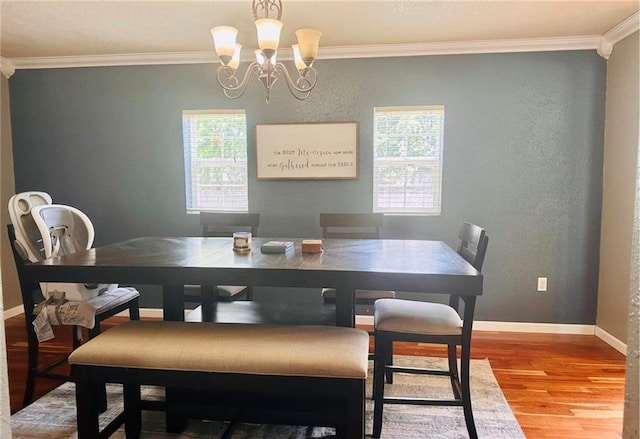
left=256, top=122, right=358, bottom=180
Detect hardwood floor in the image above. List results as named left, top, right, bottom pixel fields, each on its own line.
left=4, top=314, right=626, bottom=438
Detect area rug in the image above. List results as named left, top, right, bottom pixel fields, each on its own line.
left=11, top=356, right=526, bottom=438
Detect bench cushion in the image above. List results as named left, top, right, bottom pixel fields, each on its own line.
left=69, top=321, right=369, bottom=379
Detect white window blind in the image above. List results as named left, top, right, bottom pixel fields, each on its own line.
left=373, top=106, right=445, bottom=215
left=182, top=110, right=248, bottom=213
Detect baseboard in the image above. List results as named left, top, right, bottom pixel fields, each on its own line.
left=356, top=316, right=598, bottom=336
left=118, top=308, right=194, bottom=319
left=355, top=315, right=374, bottom=325
left=595, top=326, right=627, bottom=355
left=2, top=305, right=23, bottom=320
left=5, top=307, right=627, bottom=355
left=473, top=320, right=596, bottom=335
left=362, top=316, right=629, bottom=354
left=136, top=308, right=166, bottom=319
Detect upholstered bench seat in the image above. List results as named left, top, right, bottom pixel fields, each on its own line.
left=70, top=320, right=369, bottom=439
left=70, top=321, right=369, bottom=378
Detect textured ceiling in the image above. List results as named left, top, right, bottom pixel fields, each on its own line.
left=1, top=1, right=639, bottom=59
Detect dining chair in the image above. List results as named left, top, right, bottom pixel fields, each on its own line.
left=7, top=201, right=140, bottom=407
left=184, top=212, right=260, bottom=322
left=319, top=213, right=396, bottom=315
left=372, top=222, right=489, bottom=439
left=184, top=212, right=337, bottom=326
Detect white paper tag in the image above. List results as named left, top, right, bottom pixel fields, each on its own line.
left=32, top=308, right=55, bottom=342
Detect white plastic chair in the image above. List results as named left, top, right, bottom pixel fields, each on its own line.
left=31, top=204, right=94, bottom=258
left=29, top=204, right=112, bottom=301
left=8, top=191, right=53, bottom=262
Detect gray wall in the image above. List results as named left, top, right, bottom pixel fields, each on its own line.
left=8, top=51, right=607, bottom=323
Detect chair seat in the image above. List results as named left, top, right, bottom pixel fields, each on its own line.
left=186, top=301, right=336, bottom=326
left=321, top=288, right=396, bottom=304
left=374, top=298, right=462, bottom=336
left=34, top=287, right=139, bottom=315
left=92, top=287, right=140, bottom=314
left=33, top=287, right=140, bottom=331
left=184, top=284, right=247, bottom=301
left=217, top=285, right=247, bottom=298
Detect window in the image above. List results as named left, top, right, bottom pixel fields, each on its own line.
left=182, top=110, right=248, bottom=213
left=373, top=106, right=444, bottom=214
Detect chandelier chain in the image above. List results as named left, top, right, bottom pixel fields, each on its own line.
left=252, top=0, right=282, bottom=21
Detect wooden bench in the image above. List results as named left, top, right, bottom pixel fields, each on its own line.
left=69, top=320, right=370, bottom=439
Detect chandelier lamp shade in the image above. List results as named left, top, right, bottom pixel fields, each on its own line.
left=210, top=0, right=322, bottom=102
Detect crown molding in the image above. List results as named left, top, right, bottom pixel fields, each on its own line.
left=604, top=11, right=640, bottom=45
left=0, top=34, right=615, bottom=72
left=319, top=35, right=602, bottom=60
left=0, top=57, right=16, bottom=79
left=599, top=11, right=640, bottom=59
left=7, top=51, right=218, bottom=70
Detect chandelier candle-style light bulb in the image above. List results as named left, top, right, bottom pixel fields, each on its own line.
left=255, top=49, right=264, bottom=65
left=254, top=50, right=277, bottom=66
left=228, top=44, right=242, bottom=70
left=211, top=0, right=321, bottom=102
left=292, top=45, right=306, bottom=71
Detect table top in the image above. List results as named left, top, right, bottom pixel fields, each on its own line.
left=25, top=237, right=483, bottom=295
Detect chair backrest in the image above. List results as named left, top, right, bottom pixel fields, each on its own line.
left=319, top=213, right=384, bottom=239
left=199, top=212, right=260, bottom=237
left=457, top=222, right=489, bottom=271
left=7, top=224, right=42, bottom=317
left=31, top=204, right=95, bottom=259
left=8, top=191, right=53, bottom=262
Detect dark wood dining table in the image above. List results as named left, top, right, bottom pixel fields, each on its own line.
left=22, top=236, right=483, bottom=327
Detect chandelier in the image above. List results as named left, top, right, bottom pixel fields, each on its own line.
left=210, top=0, right=322, bottom=103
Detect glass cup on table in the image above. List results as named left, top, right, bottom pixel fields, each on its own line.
left=233, top=231, right=252, bottom=253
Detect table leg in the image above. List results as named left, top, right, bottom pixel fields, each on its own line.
left=200, top=285, right=219, bottom=322
left=162, top=285, right=185, bottom=322
left=161, top=284, right=188, bottom=432
left=335, top=285, right=355, bottom=328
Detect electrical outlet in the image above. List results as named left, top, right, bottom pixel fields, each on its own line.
left=537, top=277, right=547, bottom=292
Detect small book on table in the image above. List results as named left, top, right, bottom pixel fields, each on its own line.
left=260, top=240, right=295, bottom=254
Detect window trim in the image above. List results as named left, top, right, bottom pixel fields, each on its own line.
left=182, top=109, right=248, bottom=214
left=373, top=105, right=445, bottom=215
